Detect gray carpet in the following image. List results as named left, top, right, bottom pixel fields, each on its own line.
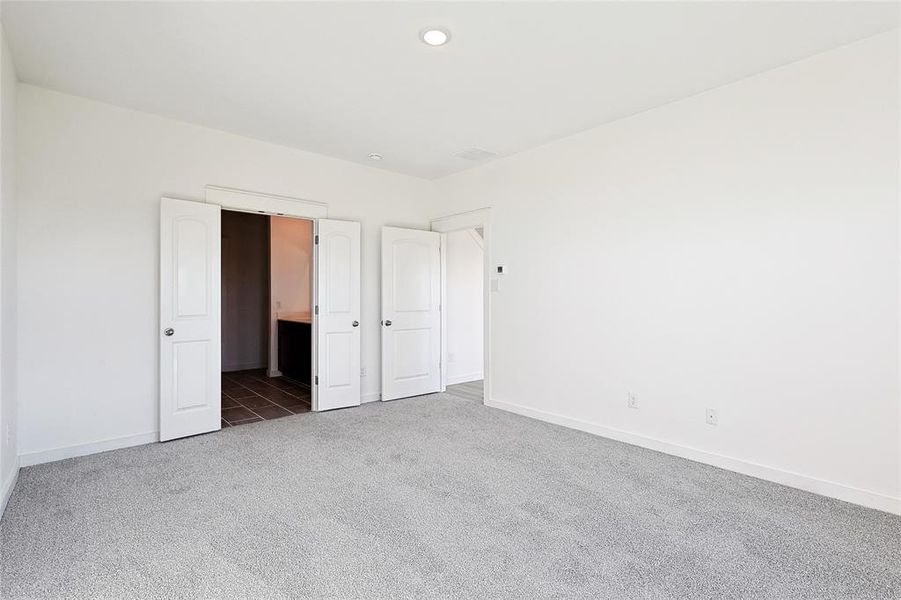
left=2, top=393, right=899, bottom=599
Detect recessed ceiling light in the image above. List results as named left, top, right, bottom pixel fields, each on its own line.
left=421, top=28, right=450, bottom=46
left=368, top=153, right=383, bottom=161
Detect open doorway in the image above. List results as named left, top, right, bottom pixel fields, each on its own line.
left=378, top=218, right=490, bottom=405
left=220, top=211, right=314, bottom=427
left=443, top=228, right=485, bottom=403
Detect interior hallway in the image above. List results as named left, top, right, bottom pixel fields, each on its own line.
left=446, top=380, right=483, bottom=403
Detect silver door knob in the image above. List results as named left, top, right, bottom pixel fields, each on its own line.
left=352, top=321, right=359, bottom=327
left=164, top=328, right=175, bottom=337
left=384, top=320, right=392, bottom=327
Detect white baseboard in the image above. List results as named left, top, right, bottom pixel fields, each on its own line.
left=0, top=460, right=19, bottom=520
left=362, top=392, right=381, bottom=403
left=19, top=431, right=159, bottom=468
left=485, top=397, right=901, bottom=516
left=447, top=372, right=484, bottom=386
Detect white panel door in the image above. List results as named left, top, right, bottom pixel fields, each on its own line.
left=381, top=227, right=442, bottom=401
left=315, top=219, right=361, bottom=411
left=160, top=197, right=221, bottom=441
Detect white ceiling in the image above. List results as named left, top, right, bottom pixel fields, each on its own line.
left=2, top=1, right=897, bottom=179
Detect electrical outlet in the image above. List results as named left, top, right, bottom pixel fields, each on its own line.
left=627, top=392, right=639, bottom=409
left=448, top=352, right=456, bottom=363
left=4, top=424, right=10, bottom=447
left=705, top=408, right=718, bottom=426
left=360, top=367, right=367, bottom=377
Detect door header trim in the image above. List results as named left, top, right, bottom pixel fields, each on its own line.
left=429, top=207, right=490, bottom=233
left=205, top=185, right=327, bottom=219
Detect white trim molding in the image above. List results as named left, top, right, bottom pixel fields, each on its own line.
left=19, top=431, right=159, bottom=468
left=0, top=461, right=19, bottom=520
left=205, top=185, right=327, bottom=219
left=486, top=397, right=901, bottom=516
left=430, top=207, right=491, bottom=234
left=439, top=232, right=447, bottom=392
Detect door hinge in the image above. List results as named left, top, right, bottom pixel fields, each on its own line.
left=314, top=305, right=319, bottom=315
left=315, top=375, right=319, bottom=385
left=314, top=235, right=319, bottom=245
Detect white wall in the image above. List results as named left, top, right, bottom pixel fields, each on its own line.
left=434, top=32, right=900, bottom=513
left=269, top=216, right=313, bottom=375
left=445, top=229, right=483, bottom=384
left=16, top=84, right=434, bottom=463
left=0, top=22, right=18, bottom=513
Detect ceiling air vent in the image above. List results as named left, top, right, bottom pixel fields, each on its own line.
left=454, top=148, right=498, bottom=162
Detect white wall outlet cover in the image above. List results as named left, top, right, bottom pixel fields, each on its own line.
left=705, top=408, right=718, bottom=425
left=628, top=392, right=639, bottom=409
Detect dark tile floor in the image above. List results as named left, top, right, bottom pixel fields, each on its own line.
left=221, top=369, right=311, bottom=427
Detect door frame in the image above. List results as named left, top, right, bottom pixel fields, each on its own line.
left=430, top=208, right=491, bottom=404
left=205, top=186, right=329, bottom=410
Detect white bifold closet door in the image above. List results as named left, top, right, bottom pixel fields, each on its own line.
left=315, top=219, right=362, bottom=411
left=381, top=226, right=442, bottom=401
left=159, top=197, right=222, bottom=442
